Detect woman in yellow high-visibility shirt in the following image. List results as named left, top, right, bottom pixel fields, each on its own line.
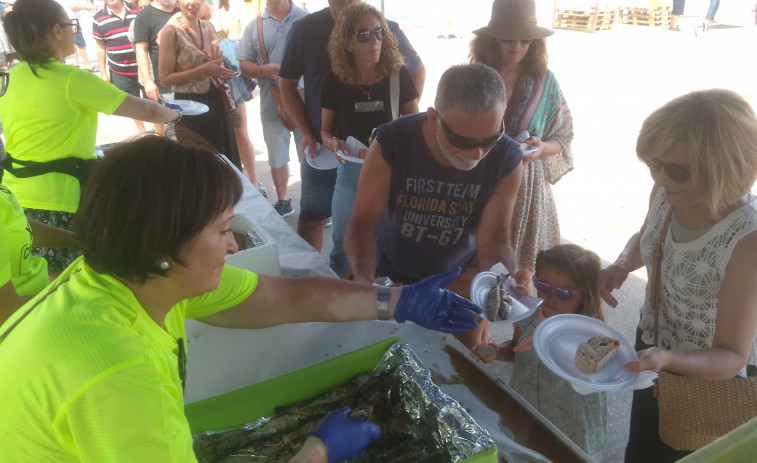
left=0, top=0, right=181, bottom=274
left=0, top=136, right=481, bottom=462
left=0, top=184, right=74, bottom=324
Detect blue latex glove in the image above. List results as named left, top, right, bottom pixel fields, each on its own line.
left=394, top=267, right=482, bottom=333
left=164, top=102, right=182, bottom=112
left=307, top=408, right=381, bottom=463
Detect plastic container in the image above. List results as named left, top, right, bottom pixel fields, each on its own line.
left=185, top=337, right=497, bottom=463
left=225, top=214, right=280, bottom=276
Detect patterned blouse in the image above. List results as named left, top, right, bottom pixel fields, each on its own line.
left=164, top=13, right=217, bottom=94
left=639, top=189, right=757, bottom=375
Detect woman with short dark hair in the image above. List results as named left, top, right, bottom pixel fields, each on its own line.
left=0, top=136, right=481, bottom=461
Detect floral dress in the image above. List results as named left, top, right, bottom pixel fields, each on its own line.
left=506, top=70, right=574, bottom=272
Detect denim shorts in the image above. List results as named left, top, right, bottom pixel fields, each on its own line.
left=261, top=118, right=302, bottom=169
left=74, top=27, right=86, bottom=48
left=671, top=0, right=685, bottom=15
left=110, top=71, right=143, bottom=97
left=298, top=158, right=336, bottom=221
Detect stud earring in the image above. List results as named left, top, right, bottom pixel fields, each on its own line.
left=159, top=260, right=170, bottom=270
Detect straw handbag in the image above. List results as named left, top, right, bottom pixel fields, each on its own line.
left=650, top=209, right=757, bottom=451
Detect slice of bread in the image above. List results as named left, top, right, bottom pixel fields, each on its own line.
left=575, top=336, right=620, bottom=374
left=474, top=343, right=497, bottom=363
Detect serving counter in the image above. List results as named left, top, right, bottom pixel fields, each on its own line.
left=184, top=169, right=593, bottom=463
left=186, top=319, right=592, bottom=463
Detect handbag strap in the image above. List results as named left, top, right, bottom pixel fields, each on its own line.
left=390, top=69, right=399, bottom=120
left=652, top=206, right=674, bottom=347
left=256, top=13, right=269, bottom=64
left=256, top=12, right=277, bottom=88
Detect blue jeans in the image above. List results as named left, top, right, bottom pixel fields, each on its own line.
left=74, top=27, right=86, bottom=48
left=329, top=161, right=362, bottom=278
left=705, top=0, right=720, bottom=19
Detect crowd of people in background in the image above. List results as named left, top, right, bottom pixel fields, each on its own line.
left=0, top=0, right=756, bottom=462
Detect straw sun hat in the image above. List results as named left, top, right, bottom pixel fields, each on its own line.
left=473, top=0, right=554, bottom=40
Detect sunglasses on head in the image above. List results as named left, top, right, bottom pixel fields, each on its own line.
left=437, top=113, right=505, bottom=150
left=644, top=159, right=690, bottom=183
left=500, top=39, right=534, bottom=45
left=355, top=26, right=387, bottom=43
left=533, top=277, right=578, bottom=301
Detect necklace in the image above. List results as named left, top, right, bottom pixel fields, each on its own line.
left=356, top=84, right=373, bottom=101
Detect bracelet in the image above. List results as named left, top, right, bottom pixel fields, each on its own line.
left=376, top=286, right=390, bottom=320
left=169, top=110, right=182, bottom=124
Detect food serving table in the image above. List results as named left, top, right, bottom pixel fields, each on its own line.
left=184, top=168, right=592, bottom=463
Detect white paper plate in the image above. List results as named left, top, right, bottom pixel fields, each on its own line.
left=520, top=143, right=538, bottom=156
left=337, top=136, right=367, bottom=164
left=533, top=314, right=639, bottom=392
left=305, top=143, right=339, bottom=170
left=172, top=99, right=210, bottom=116
left=470, top=271, right=542, bottom=324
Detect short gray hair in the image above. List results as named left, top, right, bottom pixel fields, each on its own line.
left=434, top=63, right=506, bottom=114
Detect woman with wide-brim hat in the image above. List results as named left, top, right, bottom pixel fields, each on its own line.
left=470, top=0, right=574, bottom=276
left=470, top=0, right=592, bottom=458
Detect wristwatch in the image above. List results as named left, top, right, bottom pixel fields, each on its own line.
left=376, top=286, right=391, bottom=320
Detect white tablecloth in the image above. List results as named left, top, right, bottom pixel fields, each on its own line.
left=231, top=163, right=335, bottom=278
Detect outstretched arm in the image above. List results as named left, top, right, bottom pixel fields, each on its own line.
left=198, top=268, right=480, bottom=334
left=598, top=187, right=656, bottom=307
left=29, top=219, right=75, bottom=249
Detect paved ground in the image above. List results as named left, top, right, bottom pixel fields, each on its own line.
left=93, top=8, right=757, bottom=462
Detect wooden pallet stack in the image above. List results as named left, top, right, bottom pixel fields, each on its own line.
left=553, top=8, right=618, bottom=32
left=618, top=1, right=671, bottom=27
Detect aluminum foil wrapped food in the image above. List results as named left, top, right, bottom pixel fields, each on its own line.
left=232, top=230, right=264, bottom=251
left=193, top=342, right=494, bottom=462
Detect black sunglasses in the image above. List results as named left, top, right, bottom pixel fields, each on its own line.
left=500, top=39, right=534, bottom=45
left=437, top=113, right=505, bottom=150
left=533, top=277, right=579, bottom=301
left=59, top=18, right=80, bottom=34
left=355, top=26, right=387, bottom=43
left=644, top=159, right=690, bottom=184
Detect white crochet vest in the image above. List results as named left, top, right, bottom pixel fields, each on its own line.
left=639, top=189, right=757, bottom=374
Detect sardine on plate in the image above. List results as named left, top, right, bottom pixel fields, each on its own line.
left=485, top=273, right=512, bottom=321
